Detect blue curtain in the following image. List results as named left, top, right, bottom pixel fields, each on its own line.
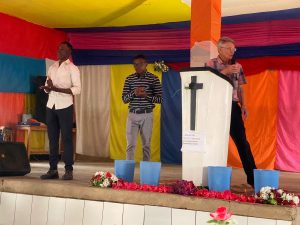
left=72, top=49, right=189, bottom=65
left=237, top=43, right=300, bottom=58
left=160, top=69, right=182, bottom=163
left=0, top=53, right=45, bottom=93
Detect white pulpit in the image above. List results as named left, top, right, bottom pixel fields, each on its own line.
left=180, top=67, right=233, bottom=186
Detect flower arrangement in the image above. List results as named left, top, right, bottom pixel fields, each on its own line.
left=154, top=60, right=169, bottom=72
left=255, top=186, right=300, bottom=206
left=207, top=207, right=235, bottom=225
left=90, top=171, right=118, bottom=188
left=172, top=180, right=197, bottom=195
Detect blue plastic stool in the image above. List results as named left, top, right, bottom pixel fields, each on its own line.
left=140, top=161, right=161, bottom=186
left=114, top=160, right=135, bottom=182
left=208, top=166, right=232, bottom=192
left=254, top=169, right=279, bottom=194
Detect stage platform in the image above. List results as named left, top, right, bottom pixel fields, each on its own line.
left=0, top=161, right=300, bottom=225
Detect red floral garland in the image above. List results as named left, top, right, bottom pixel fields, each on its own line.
left=111, top=179, right=300, bottom=206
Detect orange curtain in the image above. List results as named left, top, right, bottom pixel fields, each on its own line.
left=0, top=93, right=25, bottom=127
left=228, top=70, right=279, bottom=169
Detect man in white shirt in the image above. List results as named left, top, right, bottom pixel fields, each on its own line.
left=40, top=41, right=81, bottom=180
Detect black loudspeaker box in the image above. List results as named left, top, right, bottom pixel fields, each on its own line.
left=0, top=142, right=31, bottom=176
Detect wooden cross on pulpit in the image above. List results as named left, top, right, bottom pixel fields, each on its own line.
left=188, top=76, right=203, bottom=130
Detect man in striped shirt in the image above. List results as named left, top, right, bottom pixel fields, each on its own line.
left=122, top=55, right=162, bottom=161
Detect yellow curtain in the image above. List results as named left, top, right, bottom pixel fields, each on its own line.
left=24, top=94, right=36, bottom=115
left=110, top=64, right=161, bottom=162
left=24, top=94, right=46, bottom=151
left=228, top=70, right=279, bottom=169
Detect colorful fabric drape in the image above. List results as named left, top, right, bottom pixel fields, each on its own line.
left=222, top=18, right=300, bottom=47
left=0, top=12, right=66, bottom=129
left=72, top=49, right=189, bottom=65
left=222, top=8, right=300, bottom=24
left=75, top=65, right=111, bottom=157
left=276, top=70, right=300, bottom=172
left=228, top=70, right=279, bottom=169
left=0, top=93, right=25, bottom=126
left=0, top=53, right=45, bottom=93
left=160, top=69, right=182, bottom=163
left=0, top=0, right=191, bottom=28
left=69, top=29, right=189, bottom=50
left=0, top=13, right=67, bottom=60
left=238, top=56, right=300, bottom=76
left=109, top=64, right=161, bottom=162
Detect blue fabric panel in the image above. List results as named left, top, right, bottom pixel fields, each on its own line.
left=72, top=49, right=189, bottom=65
left=73, top=43, right=300, bottom=66
left=0, top=53, right=46, bottom=93
left=236, top=43, right=300, bottom=58
left=59, top=21, right=190, bottom=32
left=222, top=8, right=300, bottom=24
left=160, top=69, right=182, bottom=164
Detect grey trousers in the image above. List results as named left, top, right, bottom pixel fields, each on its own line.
left=126, top=112, right=153, bottom=161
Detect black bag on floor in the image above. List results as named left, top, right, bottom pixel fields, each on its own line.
left=0, top=142, right=31, bottom=176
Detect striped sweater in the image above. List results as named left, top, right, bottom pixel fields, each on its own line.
left=122, top=71, right=162, bottom=110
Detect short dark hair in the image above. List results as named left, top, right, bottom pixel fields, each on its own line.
left=133, top=54, right=147, bottom=61
left=60, top=41, right=73, bottom=51
left=217, top=37, right=235, bottom=48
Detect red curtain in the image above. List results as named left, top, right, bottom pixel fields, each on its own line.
left=0, top=13, right=67, bottom=59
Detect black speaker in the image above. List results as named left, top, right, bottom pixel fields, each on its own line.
left=0, top=142, right=31, bottom=176
left=34, top=76, right=48, bottom=123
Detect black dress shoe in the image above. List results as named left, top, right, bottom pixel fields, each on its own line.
left=62, top=170, right=73, bottom=180
left=40, top=170, right=59, bottom=179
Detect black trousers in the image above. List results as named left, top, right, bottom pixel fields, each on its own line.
left=46, top=105, right=74, bottom=171
left=230, top=102, right=257, bottom=185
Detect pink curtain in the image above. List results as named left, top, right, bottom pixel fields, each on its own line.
left=222, top=18, right=300, bottom=47
left=276, top=70, right=300, bottom=171
left=68, top=29, right=189, bottom=50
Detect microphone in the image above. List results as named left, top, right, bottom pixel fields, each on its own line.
left=230, top=54, right=236, bottom=65
left=230, top=55, right=238, bottom=80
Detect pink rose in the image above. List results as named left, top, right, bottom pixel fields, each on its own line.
left=209, top=207, right=232, bottom=221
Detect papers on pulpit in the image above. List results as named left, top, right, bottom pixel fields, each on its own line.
left=181, top=131, right=206, bottom=152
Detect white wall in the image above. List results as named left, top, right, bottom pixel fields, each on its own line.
left=0, top=192, right=292, bottom=225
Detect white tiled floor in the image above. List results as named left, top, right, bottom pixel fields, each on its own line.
left=172, top=208, right=195, bottom=225
left=276, top=220, right=292, bottom=225
left=232, top=215, right=248, bottom=225
left=144, top=205, right=172, bottom=225
left=248, top=217, right=276, bottom=225
left=0, top=192, right=295, bottom=225
left=123, top=204, right=145, bottom=225
left=0, top=192, right=16, bottom=225
left=14, top=194, right=33, bottom=225
left=31, top=195, right=49, bottom=225
left=196, top=210, right=210, bottom=225
left=102, top=202, right=123, bottom=225
left=47, top=197, right=66, bottom=225
left=64, top=198, right=84, bottom=225
left=82, top=200, right=103, bottom=225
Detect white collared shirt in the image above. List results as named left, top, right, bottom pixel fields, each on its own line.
left=46, top=59, right=81, bottom=110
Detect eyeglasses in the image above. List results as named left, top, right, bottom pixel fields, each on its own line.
left=221, top=46, right=237, bottom=52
